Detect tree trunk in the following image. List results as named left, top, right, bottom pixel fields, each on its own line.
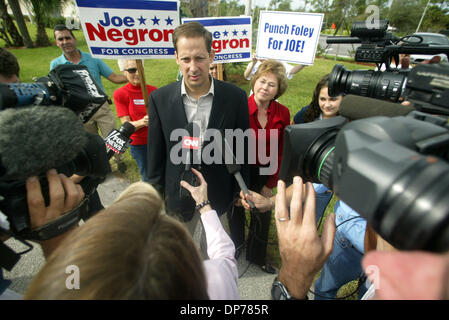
left=189, top=0, right=208, bottom=17
left=30, top=0, right=50, bottom=47
left=0, top=0, right=23, bottom=47
left=8, top=0, right=33, bottom=48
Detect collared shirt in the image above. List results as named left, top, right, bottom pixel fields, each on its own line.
left=248, top=94, right=290, bottom=188
left=181, top=77, right=215, bottom=148
left=50, top=50, right=113, bottom=92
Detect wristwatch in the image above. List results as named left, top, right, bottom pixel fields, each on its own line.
left=271, top=277, right=296, bottom=300
left=271, top=277, right=308, bottom=300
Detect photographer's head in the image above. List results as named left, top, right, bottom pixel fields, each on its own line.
left=24, top=182, right=209, bottom=299
left=0, top=48, right=19, bottom=83
left=304, top=74, right=343, bottom=122
left=251, top=59, right=288, bottom=102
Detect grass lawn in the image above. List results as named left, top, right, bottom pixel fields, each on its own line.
left=6, top=24, right=372, bottom=299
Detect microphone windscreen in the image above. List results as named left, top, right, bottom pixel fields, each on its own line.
left=0, top=106, right=87, bottom=180
left=340, top=95, right=414, bottom=120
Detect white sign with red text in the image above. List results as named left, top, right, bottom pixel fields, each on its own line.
left=75, top=0, right=179, bottom=59
left=182, top=16, right=252, bottom=64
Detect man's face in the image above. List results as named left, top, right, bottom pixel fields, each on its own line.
left=175, top=36, right=215, bottom=94
left=54, top=30, right=77, bottom=55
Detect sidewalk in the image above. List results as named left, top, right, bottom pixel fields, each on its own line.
left=4, top=173, right=276, bottom=299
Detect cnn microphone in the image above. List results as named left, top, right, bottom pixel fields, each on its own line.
left=180, top=122, right=201, bottom=199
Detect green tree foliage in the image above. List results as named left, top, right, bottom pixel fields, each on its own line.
left=0, top=0, right=23, bottom=47
left=26, top=0, right=70, bottom=47
left=218, top=0, right=244, bottom=16
left=420, top=4, right=449, bottom=32
left=388, top=0, right=424, bottom=33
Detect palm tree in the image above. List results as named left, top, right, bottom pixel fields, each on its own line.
left=27, top=0, right=70, bottom=47
left=8, top=0, right=34, bottom=48
left=0, top=0, right=24, bottom=47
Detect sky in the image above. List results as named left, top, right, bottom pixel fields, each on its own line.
left=238, top=0, right=307, bottom=11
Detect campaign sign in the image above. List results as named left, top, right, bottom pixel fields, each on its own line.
left=256, top=11, right=323, bottom=65
left=75, top=0, right=179, bottom=59
left=182, top=16, right=252, bottom=63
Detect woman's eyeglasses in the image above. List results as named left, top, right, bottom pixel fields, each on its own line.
left=125, top=68, right=138, bottom=74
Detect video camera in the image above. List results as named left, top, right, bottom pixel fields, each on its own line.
left=0, top=65, right=135, bottom=243
left=326, top=20, right=449, bottom=115
left=0, top=64, right=108, bottom=123
left=279, top=95, right=449, bottom=252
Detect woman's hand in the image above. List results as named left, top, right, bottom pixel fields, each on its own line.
left=180, top=168, right=211, bottom=213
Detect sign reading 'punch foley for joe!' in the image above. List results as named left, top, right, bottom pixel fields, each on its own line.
left=182, top=16, right=252, bottom=64
left=75, top=0, right=179, bottom=59
left=256, top=11, right=323, bottom=65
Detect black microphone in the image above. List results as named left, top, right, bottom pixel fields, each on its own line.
left=180, top=122, right=201, bottom=199
left=340, top=95, right=414, bottom=120
left=0, top=106, right=88, bottom=181
left=219, top=131, right=255, bottom=209
left=104, top=121, right=135, bottom=159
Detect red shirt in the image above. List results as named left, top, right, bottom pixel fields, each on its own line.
left=114, top=83, right=157, bottom=145
left=248, top=94, right=290, bottom=189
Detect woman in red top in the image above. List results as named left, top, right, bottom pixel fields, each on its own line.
left=114, top=60, right=157, bottom=181
left=229, top=60, right=290, bottom=273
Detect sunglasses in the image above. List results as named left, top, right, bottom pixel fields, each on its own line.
left=125, top=68, right=138, bottom=74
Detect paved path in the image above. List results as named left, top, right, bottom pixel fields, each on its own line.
left=3, top=173, right=276, bottom=299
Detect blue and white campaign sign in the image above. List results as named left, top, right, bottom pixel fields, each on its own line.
left=182, top=16, right=252, bottom=64
left=256, top=11, right=323, bottom=65
left=75, top=0, right=179, bottom=59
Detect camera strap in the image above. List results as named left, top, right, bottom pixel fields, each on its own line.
left=22, top=196, right=89, bottom=241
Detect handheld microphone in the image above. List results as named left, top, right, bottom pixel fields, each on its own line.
left=339, top=95, right=414, bottom=120
left=180, top=122, right=201, bottom=199
left=220, top=131, right=255, bottom=209
left=104, top=121, right=135, bottom=159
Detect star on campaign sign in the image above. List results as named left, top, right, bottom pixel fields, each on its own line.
left=182, top=16, right=252, bottom=63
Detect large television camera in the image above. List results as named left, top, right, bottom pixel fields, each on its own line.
left=279, top=92, right=449, bottom=252
left=326, top=20, right=449, bottom=116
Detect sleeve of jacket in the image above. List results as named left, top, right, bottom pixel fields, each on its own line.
left=147, top=90, right=166, bottom=195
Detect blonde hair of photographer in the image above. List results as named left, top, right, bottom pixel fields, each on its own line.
left=24, top=182, right=209, bottom=299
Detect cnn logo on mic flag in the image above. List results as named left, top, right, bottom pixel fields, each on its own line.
left=182, top=136, right=200, bottom=150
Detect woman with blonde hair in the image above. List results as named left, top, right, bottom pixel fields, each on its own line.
left=25, top=169, right=239, bottom=300
left=229, top=59, right=290, bottom=274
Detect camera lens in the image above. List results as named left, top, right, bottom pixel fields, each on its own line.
left=302, top=129, right=338, bottom=189
left=329, top=64, right=408, bottom=103
left=377, top=156, right=449, bottom=252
